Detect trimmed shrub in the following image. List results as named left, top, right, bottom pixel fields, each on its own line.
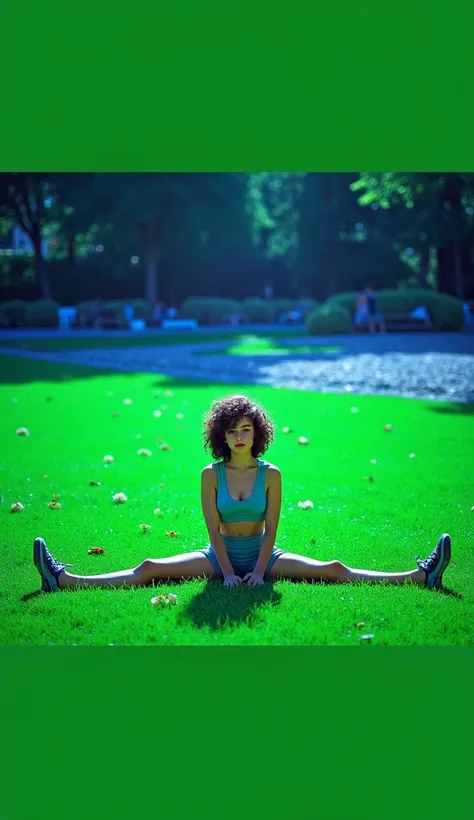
left=272, top=299, right=297, bottom=317
left=127, top=299, right=153, bottom=320
left=75, top=300, right=129, bottom=329
left=24, top=300, right=61, bottom=328
left=241, top=298, right=275, bottom=323
left=0, top=299, right=28, bottom=327
left=325, top=292, right=361, bottom=315
left=307, top=304, right=353, bottom=335
left=105, top=299, right=153, bottom=320
left=326, top=289, right=464, bottom=331
left=105, top=299, right=128, bottom=315
left=272, top=298, right=319, bottom=320
left=179, top=298, right=242, bottom=324
left=298, top=298, right=318, bottom=315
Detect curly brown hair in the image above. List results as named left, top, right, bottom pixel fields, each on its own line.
left=203, top=394, right=275, bottom=462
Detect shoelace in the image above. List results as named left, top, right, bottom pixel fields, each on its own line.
left=415, top=546, right=438, bottom=572
left=45, top=546, right=75, bottom=573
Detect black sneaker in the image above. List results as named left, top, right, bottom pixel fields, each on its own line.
left=415, top=533, right=451, bottom=590
left=33, top=537, right=75, bottom=593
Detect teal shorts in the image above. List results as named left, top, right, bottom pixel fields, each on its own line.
left=199, top=534, right=285, bottom=579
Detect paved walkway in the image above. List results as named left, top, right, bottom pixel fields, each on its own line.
left=1, top=331, right=473, bottom=403
left=0, top=323, right=303, bottom=341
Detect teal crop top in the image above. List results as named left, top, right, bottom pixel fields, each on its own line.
left=214, top=458, right=269, bottom=523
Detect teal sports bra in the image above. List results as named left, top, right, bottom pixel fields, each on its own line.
left=214, top=458, right=269, bottom=523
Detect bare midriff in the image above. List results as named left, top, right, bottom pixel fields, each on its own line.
left=219, top=520, right=265, bottom=538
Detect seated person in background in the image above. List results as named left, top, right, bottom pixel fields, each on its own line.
left=462, top=302, right=474, bottom=327
left=354, top=286, right=386, bottom=333
left=150, top=301, right=165, bottom=327
left=287, top=302, right=304, bottom=324
left=90, top=296, right=105, bottom=329
left=78, top=297, right=104, bottom=329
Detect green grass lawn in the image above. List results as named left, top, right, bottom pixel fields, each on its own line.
left=1, top=353, right=473, bottom=646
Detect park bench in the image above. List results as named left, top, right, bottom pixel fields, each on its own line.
left=354, top=308, right=433, bottom=332
left=383, top=312, right=433, bottom=331
left=161, top=318, right=198, bottom=330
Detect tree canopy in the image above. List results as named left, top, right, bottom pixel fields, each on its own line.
left=1, top=172, right=473, bottom=304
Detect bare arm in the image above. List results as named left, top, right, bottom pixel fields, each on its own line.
left=201, top=466, right=235, bottom=576
left=253, top=466, right=282, bottom=576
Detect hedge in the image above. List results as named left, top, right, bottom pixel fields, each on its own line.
left=306, top=305, right=353, bottom=335
left=0, top=300, right=28, bottom=327
left=179, top=298, right=242, bottom=324
left=326, top=289, right=464, bottom=331
left=23, top=300, right=62, bottom=328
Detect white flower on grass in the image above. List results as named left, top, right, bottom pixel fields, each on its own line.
left=176, top=413, right=184, bottom=420
left=151, top=593, right=178, bottom=606
left=103, top=455, right=115, bottom=464
left=16, top=427, right=30, bottom=436
left=159, top=443, right=172, bottom=451
left=297, top=500, right=314, bottom=510
left=153, top=410, right=162, bottom=418
left=350, top=407, right=359, bottom=414
left=123, top=398, right=133, bottom=405
left=153, top=508, right=164, bottom=516
left=113, top=492, right=128, bottom=504
left=298, top=436, right=310, bottom=445
left=409, top=453, right=416, bottom=459
left=137, top=448, right=152, bottom=457
left=10, top=502, right=25, bottom=513
left=370, top=459, right=378, bottom=465
left=282, top=426, right=292, bottom=434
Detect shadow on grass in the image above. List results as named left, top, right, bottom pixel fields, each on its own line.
left=0, top=356, right=130, bottom=385
left=21, top=589, right=44, bottom=603
left=438, top=586, right=463, bottom=600
left=424, top=402, right=474, bottom=416
left=178, top=579, right=283, bottom=630
left=0, top=355, right=224, bottom=388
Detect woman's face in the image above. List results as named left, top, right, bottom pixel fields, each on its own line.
left=224, top=415, right=255, bottom=455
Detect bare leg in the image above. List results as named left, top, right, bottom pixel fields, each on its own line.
left=269, top=553, right=426, bottom=585
left=58, top=551, right=218, bottom=590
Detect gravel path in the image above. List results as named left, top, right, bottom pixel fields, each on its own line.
left=2, top=333, right=474, bottom=403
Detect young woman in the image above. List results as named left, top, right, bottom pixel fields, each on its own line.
left=33, top=394, right=451, bottom=593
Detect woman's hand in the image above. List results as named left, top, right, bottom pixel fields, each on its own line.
left=223, top=573, right=243, bottom=588
left=243, top=571, right=264, bottom=586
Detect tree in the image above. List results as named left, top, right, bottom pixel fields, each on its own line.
left=0, top=173, right=53, bottom=299
left=350, top=173, right=474, bottom=298
left=47, top=173, right=104, bottom=264
left=246, top=173, right=306, bottom=292
left=93, top=173, right=251, bottom=303
left=296, top=173, right=363, bottom=299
